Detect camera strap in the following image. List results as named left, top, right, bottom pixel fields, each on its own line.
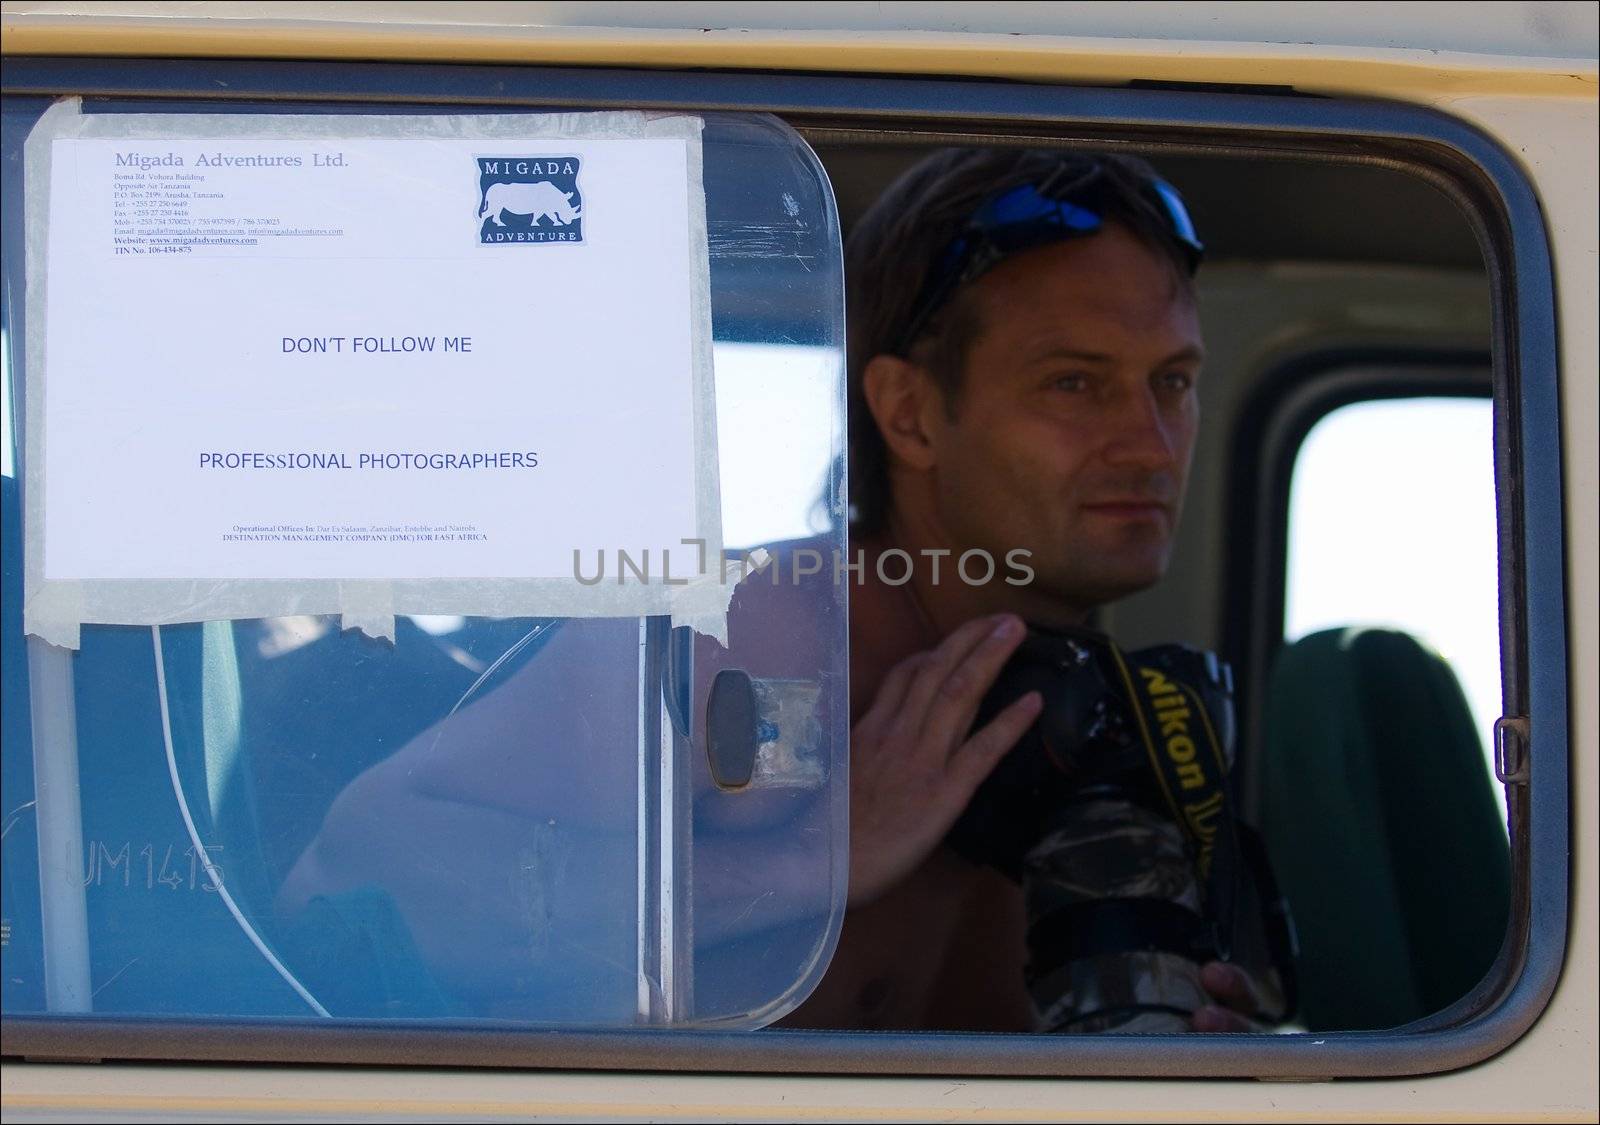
left=1108, top=643, right=1243, bottom=962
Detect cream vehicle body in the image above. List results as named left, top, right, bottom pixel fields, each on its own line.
left=0, top=2, right=1595, bottom=1121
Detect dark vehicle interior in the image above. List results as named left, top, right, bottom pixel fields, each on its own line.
left=813, top=136, right=1506, bottom=1032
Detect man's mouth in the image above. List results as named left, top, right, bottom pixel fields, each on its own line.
left=1080, top=500, right=1170, bottom=521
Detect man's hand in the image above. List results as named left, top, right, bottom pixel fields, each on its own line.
left=1192, top=961, right=1282, bottom=1032
left=847, top=613, right=1043, bottom=909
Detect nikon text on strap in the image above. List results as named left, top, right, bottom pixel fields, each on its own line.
left=1108, top=642, right=1243, bottom=962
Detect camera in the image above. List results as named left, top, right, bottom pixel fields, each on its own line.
left=946, top=624, right=1293, bottom=1032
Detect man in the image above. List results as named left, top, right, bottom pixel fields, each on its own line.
left=781, top=147, right=1266, bottom=1031
left=273, top=146, right=1269, bottom=1031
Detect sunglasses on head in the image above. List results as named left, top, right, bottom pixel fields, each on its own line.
left=892, top=160, right=1205, bottom=357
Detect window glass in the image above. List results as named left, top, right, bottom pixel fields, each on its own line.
left=0, top=102, right=848, bottom=1028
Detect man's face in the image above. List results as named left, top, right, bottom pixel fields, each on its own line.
left=923, top=222, right=1203, bottom=613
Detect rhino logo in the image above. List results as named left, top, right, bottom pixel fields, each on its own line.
left=480, top=181, right=580, bottom=228
left=476, top=156, right=583, bottom=244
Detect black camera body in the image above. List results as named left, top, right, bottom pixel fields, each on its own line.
left=947, top=624, right=1288, bottom=1033
left=948, top=624, right=1235, bottom=879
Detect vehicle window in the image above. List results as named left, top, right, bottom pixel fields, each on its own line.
left=1259, top=393, right=1511, bottom=1031
left=1284, top=396, right=1502, bottom=813
left=0, top=59, right=1566, bottom=1080
left=0, top=101, right=849, bottom=1028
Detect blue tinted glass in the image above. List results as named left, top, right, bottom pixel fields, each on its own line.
left=1, top=103, right=847, bottom=1028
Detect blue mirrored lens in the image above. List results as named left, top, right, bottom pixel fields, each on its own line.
left=896, top=169, right=1203, bottom=354
left=979, top=184, right=1102, bottom=232
left=1148, top=177, right=1202, bottom=252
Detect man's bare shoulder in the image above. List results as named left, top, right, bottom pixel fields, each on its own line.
left=846, top=536, right=936, bottom=721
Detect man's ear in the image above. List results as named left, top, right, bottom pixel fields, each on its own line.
left=862, top=354, right=940, bottom=472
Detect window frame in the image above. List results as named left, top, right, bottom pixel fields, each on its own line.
left=0, top=55, right=1569, bottom=1079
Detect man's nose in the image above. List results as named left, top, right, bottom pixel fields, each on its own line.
left=1102, top=386, right=1179, bottom=471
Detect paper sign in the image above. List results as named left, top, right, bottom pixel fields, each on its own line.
left=24, top=107, right=723, bottom=645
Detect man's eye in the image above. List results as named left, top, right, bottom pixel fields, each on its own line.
left=1156, top=370, right=1195, bottom=393
left=1052, top=373, right=1091, bottom=392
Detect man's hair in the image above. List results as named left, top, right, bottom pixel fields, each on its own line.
left=846, top=147, right=1196, bottom=537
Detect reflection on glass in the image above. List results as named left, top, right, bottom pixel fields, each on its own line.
left=255, top=616, right=640, bottom=1022
left=1, top=108, right=851, bottom=1031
